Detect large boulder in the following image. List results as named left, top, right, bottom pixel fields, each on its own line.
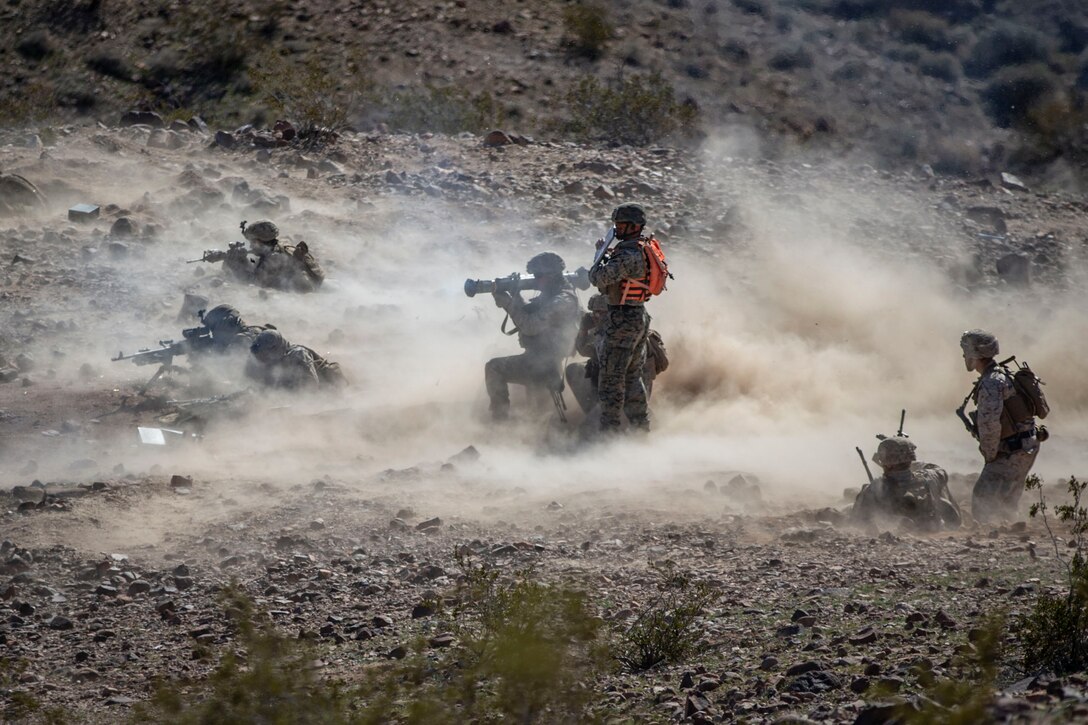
left=0, top=174, right=47, bottom=216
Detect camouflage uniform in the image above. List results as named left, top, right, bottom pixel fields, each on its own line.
left=210, top=220, right=325, bottom=293
left=852, top=438, right=961, bottom=531
left=588, top=238, right=651, bottom=431
left=252, top=242, right=325, bottom=293
left=199, top=305, right=266, bottom=355
left=565, top=295, right=666, bottom=414
left=246, top=329, right=346, bottom=390
left=961, top=330, right=1040, bottom=524
left=485, top=280, right=580, bottom=419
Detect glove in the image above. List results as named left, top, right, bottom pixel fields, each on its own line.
left=492, top=291, right=512, bottom=309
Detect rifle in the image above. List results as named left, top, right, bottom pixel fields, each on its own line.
left=464, top=267, right=591, bottom=297
left=875, top=409, right=909, bottom=441
left=856, top=446, right=875, bottom=486
left=956, top=392, right=979, bottom=439
left=187, top=241, right=246, bottom=264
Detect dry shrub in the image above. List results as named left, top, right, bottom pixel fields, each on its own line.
left=617, top=564, right=719, bottom=671
left=250, top=51, right=369, bottom=145
left=966, top=24, right=1052, bottom=79
left=981, top=63, right=1060, bottom=128
left=561, top=72, right=699, bottom=145
left=768, top=46, right=815, bottom=71
left=928, top=138, right=982, bottom=177
left=562, top=2, right=611, bottom=61
left=381, top=84, right=500, bottom=135
left=888, top=9, right=956, bottom=52
left=1019, top=475, right=1088, bottom=675
left=918, top=51, right=961, bottom=82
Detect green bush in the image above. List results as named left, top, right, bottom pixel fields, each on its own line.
left=981, top=63, right=1060, bottom=128
left=617, top=564, right=718, bottom=671
left=563, top=3, right=611, bottom=61
left=560, top=72, right=699, bottom=145
left=966, top=24, right=1052, bottom=79
left=1019, top=475, right=1088, bottom=675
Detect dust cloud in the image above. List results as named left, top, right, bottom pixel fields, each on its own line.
left=5, top=130, right=1088, bottom=532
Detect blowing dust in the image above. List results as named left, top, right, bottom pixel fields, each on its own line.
left=6, top=135, right=1088, bottom=529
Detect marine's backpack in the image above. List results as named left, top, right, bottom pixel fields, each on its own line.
left=1005, top=358, right=1049, bottom=420
left=620, top=236, right=672, bottom=303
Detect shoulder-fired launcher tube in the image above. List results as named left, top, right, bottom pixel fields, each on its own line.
left=464, top=267, right=591, bottom=297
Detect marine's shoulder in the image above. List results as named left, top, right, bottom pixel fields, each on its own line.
left=978, top=365, right=1012, bottom=390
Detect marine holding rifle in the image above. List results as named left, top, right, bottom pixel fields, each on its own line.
left=588, top=203, right=665, bottom=434
left=479, top=252, right=581, bottom=422
left=194, top=220, right=325, bottom=293
left=958, top=329, right=1049, bottom=524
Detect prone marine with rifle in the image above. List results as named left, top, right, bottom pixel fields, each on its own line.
left=113, top=304, right=273, bottom=391
left=851, top=411, right=962, bottom=531
left=191, top=220, right=325, bottom=293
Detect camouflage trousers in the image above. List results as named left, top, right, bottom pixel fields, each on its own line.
left=597, top=306, right=650, bottom=432
left=485, top=353, right=562, bottom=420
left=972, top=447, right=1039, bottom=524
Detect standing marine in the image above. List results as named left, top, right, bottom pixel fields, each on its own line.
left=565, top=293, right=668, bottom=415
left=484, top=252, right=580, bottom=421
left=959, top=329, right=1047, bottom=524
left=587, top=203, right=654, bottom=433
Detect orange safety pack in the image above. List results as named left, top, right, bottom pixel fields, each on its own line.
left=620, top=236, right=672, bottom=303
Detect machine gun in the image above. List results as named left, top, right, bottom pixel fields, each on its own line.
left=112, top=327, right=214, bottom=391
left=464, top=266, right=591, bottom=297
left=187, top=240, right=246, bottom=264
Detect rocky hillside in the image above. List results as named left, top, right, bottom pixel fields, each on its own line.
left=3, top=0, right=1088, bottom=184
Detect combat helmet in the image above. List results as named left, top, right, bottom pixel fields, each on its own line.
left=250, top=329, right=288, bottom=361
left=611, top=203, right=646, bottom=226
left=243, top=220, right=279, bottom=244
left=960, top=329, right=999, bottom=359
left=201, top=304, right=244, bottom=332
left=526, top=251, right=566, bottom=277
left=872, top=436, right=917, bottom=469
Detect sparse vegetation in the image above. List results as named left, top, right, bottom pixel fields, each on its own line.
left=981, top=63, right=1060, bottom=128
left=133, top=585, right=352, bottom=724
left=768, top=46, right=815, bottom=71
left=562, top=2, right=611, bottom=61
left=250, top=51, right=369, bottom=147
left=966, top=24, right=1052, bottom=79
left=1019, top=475, right=1088, bottom=676
left=918, top=51, right=961, bottom=82
left=382, top=84, right=500, bottom=135
left=561, top=72, right=699, bottom=145
left=898, top=614, right=1005, bottom=724
left=617, top=564, right=719, bottom=671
